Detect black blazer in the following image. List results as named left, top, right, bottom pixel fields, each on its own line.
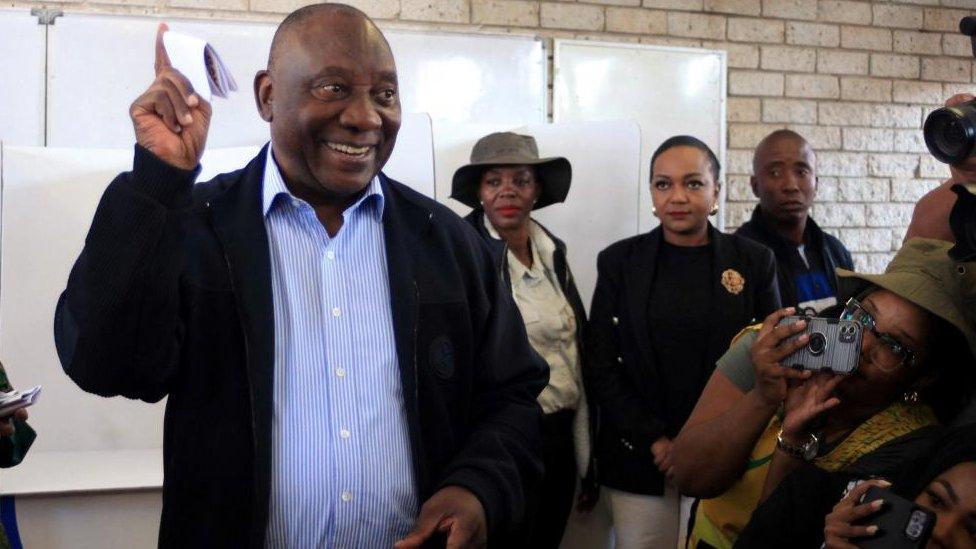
left=587, top=225, right=781, bottom=496
left=54, top=145, right=547, bottom=548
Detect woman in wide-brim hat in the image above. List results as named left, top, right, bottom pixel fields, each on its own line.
left=452, top=131, right=594, bottom=548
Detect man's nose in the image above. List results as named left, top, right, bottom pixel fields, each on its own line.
left=339, top=92, right=382, bottom=132
left=782, top=172, right=800, bottom=192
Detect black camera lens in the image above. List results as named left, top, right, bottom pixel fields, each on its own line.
left=924, top=100, right=976, bottom=164
left=809, top=332, right=827, bottom=355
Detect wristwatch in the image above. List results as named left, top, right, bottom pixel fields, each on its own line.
left=776, top=429, right=819, bottom=461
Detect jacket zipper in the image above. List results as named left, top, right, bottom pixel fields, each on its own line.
left=205, top=201, right=261, bottom=525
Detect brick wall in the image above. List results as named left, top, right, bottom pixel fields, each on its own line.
left=11, top=0, right=976, bottom=270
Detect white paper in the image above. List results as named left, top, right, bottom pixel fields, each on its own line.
left=162, top=30, right=238, bottom=103
left=0, top=385, right=41, bottom=417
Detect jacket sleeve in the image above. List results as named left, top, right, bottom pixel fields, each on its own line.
left=754, top=246, right=783, bottom=319
left=53, top=145, right=197, bottom=403
left=586, top=249, right=668, bottom=450
left=436, top=239, right=548, bottom=537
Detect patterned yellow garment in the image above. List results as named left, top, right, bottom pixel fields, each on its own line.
left=689, top=400, right=938, bottom=549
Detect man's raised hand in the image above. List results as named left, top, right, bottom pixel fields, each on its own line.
left=129, top=23, right=212, bottom=170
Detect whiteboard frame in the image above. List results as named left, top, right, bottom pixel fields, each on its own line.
left=552, top=39, right=728, bottom=230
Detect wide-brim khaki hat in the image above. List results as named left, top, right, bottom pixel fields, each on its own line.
left=836, top=237, right=976, bottom=357
left=451, top=132, right=572, bottom=210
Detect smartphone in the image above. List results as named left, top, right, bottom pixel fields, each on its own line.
left=855, top=486, right=935, bottom=549
left=775, top=316, right=862, bottom=375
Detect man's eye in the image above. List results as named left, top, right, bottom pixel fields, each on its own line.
left=378, top=89, right=397, bottom=102
left=769, top=169, right=782, bottom=177
left=926, top=490, right=945, bottom=509
left=314, top=83, right=344, bottom=97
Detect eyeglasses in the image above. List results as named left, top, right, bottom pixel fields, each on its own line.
left=840, top=297, right=917, bottom=373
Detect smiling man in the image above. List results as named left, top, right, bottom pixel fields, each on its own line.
left=735, top=129, right=853, bottom=314
left=53, top=4, right=545, bottom=548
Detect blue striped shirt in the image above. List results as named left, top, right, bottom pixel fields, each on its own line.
left=262, top=147, right=417, bottom=548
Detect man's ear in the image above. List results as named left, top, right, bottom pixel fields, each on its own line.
left=749, top=175, right=759, bottom=198
left=255, top=70, right=273, bottom=122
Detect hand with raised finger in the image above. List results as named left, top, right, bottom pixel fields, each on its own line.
left=750, top=307, right=813, bottom=406
left=781, top=372, right=844, bottom=442
left=129, top=23, right=213, bottom=171
left=394, top=486, right=487, bottom=549
left=824, top=479, right=891, bottom=549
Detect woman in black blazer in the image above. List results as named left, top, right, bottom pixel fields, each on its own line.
left=588, top=136, right=781, bottom=548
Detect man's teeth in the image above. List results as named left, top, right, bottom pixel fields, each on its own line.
left=327, top=142, right=371, bottom=155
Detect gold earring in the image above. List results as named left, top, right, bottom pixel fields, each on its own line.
left=902, top=390, right=919, bottom=404
left=710, top=205, right=719, bottom=216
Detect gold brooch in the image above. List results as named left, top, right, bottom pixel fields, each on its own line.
left=721, top=269, right=745, bottom=295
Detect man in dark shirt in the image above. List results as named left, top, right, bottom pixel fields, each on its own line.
left=736, top=129, right=854, bottom=314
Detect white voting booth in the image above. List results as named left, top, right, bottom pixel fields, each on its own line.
left=0, top=8, right=725, bottom=547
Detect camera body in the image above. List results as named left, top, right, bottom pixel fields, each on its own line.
left=855, top=486, right=935, bottom=549
left=775, top=316, right=862, bottom=375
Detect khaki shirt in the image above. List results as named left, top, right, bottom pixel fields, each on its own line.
left=487, top=218, right=581, bottom=414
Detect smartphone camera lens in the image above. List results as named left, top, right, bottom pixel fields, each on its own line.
left=809, top=332, right=827, bottom=355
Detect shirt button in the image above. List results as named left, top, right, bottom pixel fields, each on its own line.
left=340, top=428, right=351, bottom=439
left=340, top=491, right=353, bottom=502
left=617, top=356, right=624, bottom=364
left=336, top=367, right=346, bottom=378
left=332, top=307, right=341, bottom=317
left=612, top=316, right=619, bottom=326
left=326, top=250, right=335, bottom=260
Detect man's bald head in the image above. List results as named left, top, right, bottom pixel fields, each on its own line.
left=750, top=129, right=818, bottom=230
left=267, top=3, right=389, bottom=72
left=254, top=1, right=401, bottom=210
left=752, top=129, right=813, bottom=174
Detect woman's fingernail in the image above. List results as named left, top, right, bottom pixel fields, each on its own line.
left=187, top=94, right=198, bottom=106
left=879, top=480, right=892, bottom=487
left=872, top=500, right=885, bottom=509
left=866, top=525, right=879, bottom=535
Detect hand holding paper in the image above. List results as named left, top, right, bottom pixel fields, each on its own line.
left=0, top=385, right=41, bottom=419
left=129, top=23, right=214, bottom=170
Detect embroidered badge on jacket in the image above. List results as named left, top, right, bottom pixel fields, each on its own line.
left=721, top=269, right=745, bottom=295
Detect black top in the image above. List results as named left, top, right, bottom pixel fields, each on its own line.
left=735, top=206, right=853, bottom=313
left=647, top=241, right=714, bottom=436
left=588, top=224, right=782, bottom=496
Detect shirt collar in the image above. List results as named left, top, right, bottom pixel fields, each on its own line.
left=483, top=215, right=556, bottom=281
left=262, top=144, right=385, bottom=219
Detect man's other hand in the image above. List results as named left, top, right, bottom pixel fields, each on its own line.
left=0, top=407, right=28, bottom=437
left=129, top=23, right=212, bottom=171
left=395, top=485, right=487, bottom=549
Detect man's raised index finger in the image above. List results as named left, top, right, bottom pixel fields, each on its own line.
left=155, top=22, right=172, bottom=75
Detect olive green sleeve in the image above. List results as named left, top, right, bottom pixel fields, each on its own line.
left=715, top=328, right=760, bottom=393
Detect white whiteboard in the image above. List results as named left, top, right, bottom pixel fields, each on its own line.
left=554, top=41, right=727, bottom=232
left=0, top=9, right=46, bottom=146
left=433, top=120, right=642, bottom=307
left=43, top=12, right=546, bottom=149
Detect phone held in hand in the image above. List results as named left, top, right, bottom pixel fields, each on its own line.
left=775, top=316, right=862, bottom=375
left=854, top=486, right=935, bottom=549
